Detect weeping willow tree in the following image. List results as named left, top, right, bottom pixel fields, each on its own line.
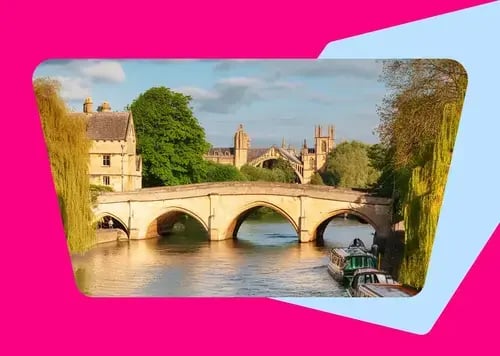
left=375, top=59, right=467, bottom=288
left=34, top=78, right=95, bottom=253
left=399, top=104, right=461, bottom=288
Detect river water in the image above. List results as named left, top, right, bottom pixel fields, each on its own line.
left=72, top=217, right=375, bottom=297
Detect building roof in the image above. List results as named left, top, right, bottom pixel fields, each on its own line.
left=84, top=112, right=132, bottom=141
left=247, top=148, right=269, bottom=161
left=208, top=147, right=234, bottom=156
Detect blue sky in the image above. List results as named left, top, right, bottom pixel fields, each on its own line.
left=33, top=59, right=387, bottom=148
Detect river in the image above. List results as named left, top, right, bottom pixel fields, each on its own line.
left=72, top=217, right=375, bottom=297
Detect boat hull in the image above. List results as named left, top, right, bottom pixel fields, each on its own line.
left=327, top=263, right=351, bottom=286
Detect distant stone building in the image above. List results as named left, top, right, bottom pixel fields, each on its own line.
left=204, top=124, right=336, bottom=184
left=73, top=97, right=143, bottom=192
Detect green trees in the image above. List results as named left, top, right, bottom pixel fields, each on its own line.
left=309, top=173, right=325, bottom=185
left=129, top=87, right=211, bottom=186
left=204, top=161, right=247, bottom=182
left=399, top=104, right=462, bottom=288
left=376, top=59, right=466, bottom=169
left=375, top=59, right=467, bottom=288
left=239, top=159, right=297, bottom=183
left=271, top=159, right=296, bottom=183
left=34, top=78, right=95, bottom=253
left=324, top=141, right=380, bottom=188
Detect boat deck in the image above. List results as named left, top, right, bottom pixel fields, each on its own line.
left=362, top=284, right=418, bottom=297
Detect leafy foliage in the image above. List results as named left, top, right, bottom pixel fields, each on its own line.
left=34, top=78, right=95, bottom=253
left=203, top=162, right=247, bottom=182
left=270, top=159, right=297, bottom=183
left=309, top=173, right=325, bottom=185
left=375, top=59, right=467, bottom=288
left=376, top=59, right=467, bottom=169
left=129, top=87, right=211, bottom=186
left=90, top=184, right=114, bottom=204
left=324, top=141, right=380, bottom=188
left=240, top=159, right=297, bottom=183
left=246, top=207, right=283, bottom=220
left=399, top=104, right=461, bottom=288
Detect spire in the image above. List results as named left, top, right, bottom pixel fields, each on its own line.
left=281, top=137, right=286, bottom=148
left=303, top=139, right=307, bottom=149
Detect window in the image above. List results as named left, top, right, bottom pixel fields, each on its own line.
left=103, top=176, right=110, bottom=185
left=321, top=141, right=327, bottom=153
left=376, top=273, right=396, bottom=284
left=364, top=274, right=374, bottom=284
left=102, top=155, right=111, bottom=166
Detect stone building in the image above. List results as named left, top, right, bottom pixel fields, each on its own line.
left=204, top=124, right=336, bottom=184
left=73, top=97, right=142, bottom=192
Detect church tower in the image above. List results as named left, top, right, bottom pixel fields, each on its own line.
left=314, top=125, right=335, bottom=171
left=301, top=138, right=315, bottom=183
left=234, top=124, right=250, bottom=168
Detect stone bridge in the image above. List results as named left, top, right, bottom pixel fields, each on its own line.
left=93, top=182, right=393, bottom=243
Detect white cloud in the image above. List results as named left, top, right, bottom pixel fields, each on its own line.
left=174, top=86, right=219, bottom=100
left=79, top=61, right=125, bottom=83
left=53, top=76, right=91, bottom=101
left=34, top=60, right=127, bottom=104
left=217, top=76, right=263, bottom=87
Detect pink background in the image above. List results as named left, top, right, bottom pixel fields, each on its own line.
left=1, top=0, right=497, bottom=354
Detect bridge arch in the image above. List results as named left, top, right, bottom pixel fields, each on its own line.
left=225, top=201, right=299, bottom=239
left=145, top=206, right=209, bottom=239
left=249, top=149, right=304, bottom=184
left=258, top=158, right=304, bottom=184
left=311, top=209, right=379, bottom=243
left=94, top=212, right=129, bottom=236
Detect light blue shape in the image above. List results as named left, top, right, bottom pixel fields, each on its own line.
left=275, top=1, right=500, bottom=335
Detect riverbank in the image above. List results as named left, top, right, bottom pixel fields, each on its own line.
left=71, top=228, right=128, bottom=254
left=95, top=228, right=129, bottom=244
left=378, top=231, right=405, bottom=280
left=377, top=231, right=423, bottom=293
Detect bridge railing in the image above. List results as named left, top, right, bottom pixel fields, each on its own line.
left=104, top=181, right=379, bottom=193
left=95, top=182, right=392, bottom=204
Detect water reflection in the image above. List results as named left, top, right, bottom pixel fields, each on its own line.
left=72, top=217, right=374, bottom=297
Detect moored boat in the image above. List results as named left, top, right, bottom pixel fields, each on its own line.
left=347, top=268, right=418, bottom=297
left=327, top=239, right=378, bottom=286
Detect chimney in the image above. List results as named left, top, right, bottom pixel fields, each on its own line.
left=98, top=101, right=112, bottom=112
left=83, top=97, right=93, bottom=113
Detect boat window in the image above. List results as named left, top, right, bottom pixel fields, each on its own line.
left=367, top=257, right=376, bottom=268
left=364, top=274, right=374, bottom=284
left=374, top=273, right=396, bottom=284
left=346, top=256, right=362, bottom=269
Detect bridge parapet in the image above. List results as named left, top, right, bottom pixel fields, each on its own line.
left=96, top=182, right=392, bottom=206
